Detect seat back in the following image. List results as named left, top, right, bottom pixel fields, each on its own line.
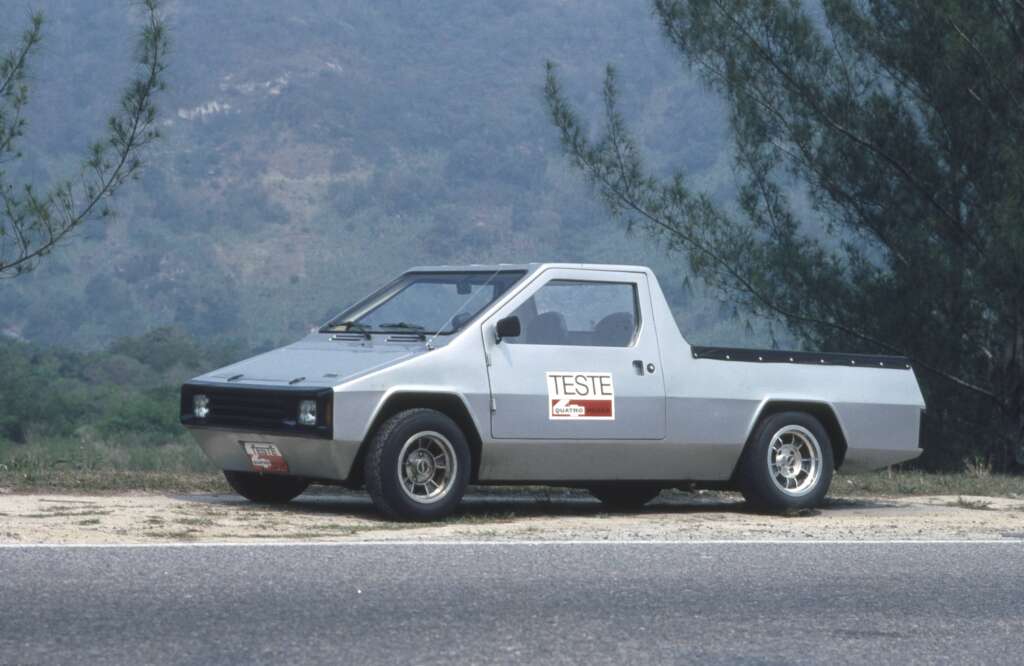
left=593, top=311, right=635, bottom=347
left=525, top=311, right=568, bottom=345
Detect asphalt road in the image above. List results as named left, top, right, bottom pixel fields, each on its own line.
left=1, top=542, right=1021, bottom=665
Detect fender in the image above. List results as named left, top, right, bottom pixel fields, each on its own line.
left=352, top=386, right=487, bottom=482
left=358, top=386, right=481, bottom=441
left=742, top=397, right=850, bottom=469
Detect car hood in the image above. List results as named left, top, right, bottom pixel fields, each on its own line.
left=191, top=336, right=427, bottom=388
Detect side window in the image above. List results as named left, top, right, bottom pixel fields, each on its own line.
left=507, top=280, right=639, bottom=347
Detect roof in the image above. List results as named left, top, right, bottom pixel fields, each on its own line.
left=404, top=262, right=653, bottom=275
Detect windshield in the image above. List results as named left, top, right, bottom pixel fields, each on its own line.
left=322, top=270, right=526, bottom=336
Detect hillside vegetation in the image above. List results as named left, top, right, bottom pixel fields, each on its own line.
left=0, top=328, right=242, bottom=486
left=1, top=1, right=762, bottom=351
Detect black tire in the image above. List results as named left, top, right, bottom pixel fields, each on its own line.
left=736, top=411, right=834, bottom=513
left=588, top=484, right=661, bottom=510
left=223, top=470, right=309, bottom=503
left=364, top=408, right=471, bottom=521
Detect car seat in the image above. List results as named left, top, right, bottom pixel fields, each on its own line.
left=593, top=311, right=635, bottom=346
left=525, top=311, right=568, bottom=345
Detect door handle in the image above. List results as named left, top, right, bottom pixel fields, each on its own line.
left=632, top=360, right=644, bottom=376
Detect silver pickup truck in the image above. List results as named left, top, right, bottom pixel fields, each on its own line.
left=180, top=263, right=924, bottom=520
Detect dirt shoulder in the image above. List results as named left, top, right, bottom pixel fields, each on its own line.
left=2, top=489, right=1023, bottom=544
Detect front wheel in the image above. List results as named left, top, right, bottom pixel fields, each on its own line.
left=736, top=411, right=834, bottom=513
left=364, top=409, right=471, bottom=521
left=223, top=470, right=309, bottom=503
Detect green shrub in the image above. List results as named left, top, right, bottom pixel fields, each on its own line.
left=0, top=330, right=245, bottom=446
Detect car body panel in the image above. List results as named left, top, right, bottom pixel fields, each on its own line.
left=182, top=263, right=925, bottom=485
left=190, top=427, right=358, bottom=481
left=484, top=267, right=667, bottom=441
left=193, top=337, right=424, bottom=388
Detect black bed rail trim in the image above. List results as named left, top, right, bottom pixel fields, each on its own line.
left=690, top=346, right=911, bottom=370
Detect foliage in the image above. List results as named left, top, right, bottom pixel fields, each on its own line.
left=0, top=327, right=246, bottom=445
left=0, top=1, right=764, bottom=352
left=0, top=0, right=167, bottom=278
left=545, top=0, right=1024, bottom=469
left=0, top=438, right=222, bottom=492
left=833, top=470, right=1024, bottom=499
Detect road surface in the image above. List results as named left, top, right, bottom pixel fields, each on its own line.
left=1, top=542, right=1021, bottom=664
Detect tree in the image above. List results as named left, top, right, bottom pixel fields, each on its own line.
left=0, top=0, right=168, bottom=278
left=545, top=0, right=1024, bottom=469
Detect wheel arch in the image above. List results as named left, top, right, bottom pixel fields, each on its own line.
left=738, top=399, right=849, bottom=473
left=348, top=390, right=484, bottom=486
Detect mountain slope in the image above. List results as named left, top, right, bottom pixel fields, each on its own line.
left=2, top=0, right=756, bottom=350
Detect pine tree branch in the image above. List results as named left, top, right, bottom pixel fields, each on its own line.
left=0, top=0, right=168, bottom=278
left=544, top=61, right=1001, bottom=402
left=705, top=0, right=970, bottom=241
left=0, top=13, right=43, bottom=161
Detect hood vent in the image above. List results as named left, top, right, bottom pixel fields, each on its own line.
left=329, top=333, right=367, bottom=342
left=386, top=333, right=425, bottom=343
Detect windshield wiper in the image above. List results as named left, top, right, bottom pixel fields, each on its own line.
left=377, top=322, right=425, bottom=331
left=377, top=322, right=427, bottom=338
left=323, top=320, right=371, bottom=338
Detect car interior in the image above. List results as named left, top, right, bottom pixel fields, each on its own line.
left=511, top=298, right=637, bottom=347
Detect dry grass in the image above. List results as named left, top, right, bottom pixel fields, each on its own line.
left=833, top=469, right=1024, bottom=498
left=0, top=436, right=227, bottom=493
left=946, top=497, right=994, bottom=511
left=0, top=469, right=228, bottom=493
left=5, top=469, right=1021, bottom=500
left=3, top=435, right=1022, bottom=499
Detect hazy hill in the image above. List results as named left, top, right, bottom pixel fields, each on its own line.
left=1, top=1, right=766, bottom=351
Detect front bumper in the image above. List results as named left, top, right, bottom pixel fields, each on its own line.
left=187, top=426, right=360, bottom=482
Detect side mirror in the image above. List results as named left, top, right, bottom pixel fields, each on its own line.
left=495, top=316, right=521, bottom=343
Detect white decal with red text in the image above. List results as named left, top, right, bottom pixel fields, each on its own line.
left=546, top=372, right=615, bottom=420
left=243, top=442, right=289, bottom=473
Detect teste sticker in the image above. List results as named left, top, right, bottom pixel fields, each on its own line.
left=546, top=372, right=615, bottom=420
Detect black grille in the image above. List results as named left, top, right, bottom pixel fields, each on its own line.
left=180, top=383, right=332, bottom=438
left=209, top=391, right=291, bottom=424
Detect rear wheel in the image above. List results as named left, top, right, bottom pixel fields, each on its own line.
left=588, top=484, right=661, bottom=510
left=223, top=470, right=309, bottom=503
left=736, top=411, right=834, bottom=513
left=364, top=409, right=471, bottom=521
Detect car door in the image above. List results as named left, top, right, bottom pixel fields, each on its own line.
left=484, top=268, right=666, bottom=440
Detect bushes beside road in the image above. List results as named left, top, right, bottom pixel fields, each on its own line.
left=0, top=327, right=248, bottom=445
left=0, top=328, right=251, bottom=489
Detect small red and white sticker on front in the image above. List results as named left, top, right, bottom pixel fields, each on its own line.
left=546, top=371, right=615, bottom=420
left=243, top=442, right=289, bottom=473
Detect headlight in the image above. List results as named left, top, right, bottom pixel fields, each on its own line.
left=193, top=394, right=210, bottom=419
left=298, top=399, right=317, bottom=426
